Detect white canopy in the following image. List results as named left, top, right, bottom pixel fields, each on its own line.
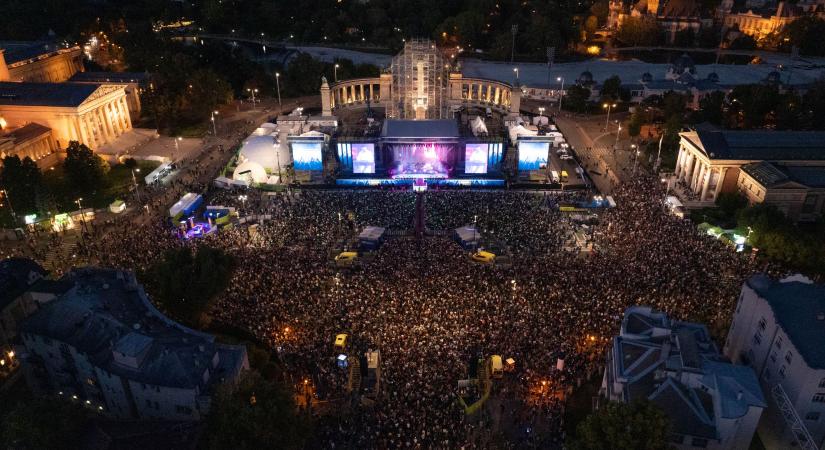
left=238, top=135, right=278, bottom=170
left=233, top=160, right=269, bottom=184
left=470, top=116, right=488, bottom=137
left=508, top=124, right=538, bottom=143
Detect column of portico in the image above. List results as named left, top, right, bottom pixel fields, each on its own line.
left=368, top=84, right=373, bottom=101
left=700, top=166, right=713, bottom=201
left=95, top=108, right=111, bottom=144
left=106, top=104, right=120, bottom=136
left=122, top=98, right=133, bottom=130
left=70, top=116, right=82, bottom=144
left=77, top=114, right=90, bottom=146
left=712, top=167, right=728, bottom=202
left=100, top=107, right=115, bottom=142
left=110, top=103, right=123, bottom=135
left=359, top=84, right=364, bottom=102
left=691, top=162, right=703, bottom=193
left=680, top=152, right=691, bottom=181
left=84, top=113, right=98, bottom=147
left=116, top=98, right=128, bottom=131
left=675, top=149, right=685, bottom=178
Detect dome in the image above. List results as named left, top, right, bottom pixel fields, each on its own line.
left=707, top=72, right=719, bottom=83
left=238, top=135, right=278, bottom=170
left=765, top=71, right=782, bottom=84
left=671, top=53, right=696, bottom=75
left=233, top=160, right=269, bottom=184
left=641, top=72, right=653, bottom=83
left=578, top=70, right=594, bottom=84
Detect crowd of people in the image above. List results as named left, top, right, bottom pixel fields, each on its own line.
left=8, top=172, right=770, bottom=447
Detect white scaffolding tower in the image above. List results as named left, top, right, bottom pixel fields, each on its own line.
left=389, top=39, right=449, bottom=120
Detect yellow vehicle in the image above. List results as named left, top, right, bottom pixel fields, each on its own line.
left=334, top=333, right=348, bottom=351
left=490, top=355, right=503, bottom=379
left=335, top=251, right=358, bottom=267
left=471, top=250, right=496, bottom=264
left=560, top=170, right=569, bottom=183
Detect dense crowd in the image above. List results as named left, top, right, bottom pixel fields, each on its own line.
left=19, top=175, right=766, bottom=448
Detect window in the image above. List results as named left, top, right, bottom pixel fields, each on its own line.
left=785, top=351, right=793, bottom=365
left=764, top=369, right=771, bottom=381
left=770, top=351, right=777, bottom=363
left=812, top=393, right=825, bottom=403
left=691, top=437, right=709, bottom=448
left=806, top=412, right=820, bottom=421
left=758, top=317, right=767, bottom=331
left=819, top=378, right=825, bottom=388
left=752, top=333, right=762, bottom=346
left=779, top=365, right=786, bottom=379
left=775, top=336, right=783, bottom=349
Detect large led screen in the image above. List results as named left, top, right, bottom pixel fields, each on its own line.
left=518, top=141, right=549, bottom=171
left=292, top=142, right=323, bottom=171
left=352, top=143, right=376, bottom=174
left=465, top=144, right=488, bottom=174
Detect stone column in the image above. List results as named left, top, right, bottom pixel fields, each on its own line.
left=96, top=108, right=112, bottom=144
left=701, top=166, right=713, bottom=201
left=120, top=98, right=132, bottom=131
left=70, top=116, right=82, bottom=144
left=369, top=84, right=374, bottom=101
left=713, top=167, right=728, bottom=201
left=691, top=162, right=703, bottom=193
left=108, top=104, right=121, bottom=136
left=102, top=107, right=116, bottom=142
left=78, top=114, right=90, bottom=146
left=675, top=149, right=685, bottom=178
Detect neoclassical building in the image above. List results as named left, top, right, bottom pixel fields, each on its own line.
left=322, top=39, right=519, bottom=119
left=0, top=43, right=134, bottom=166
left=674, top=128, right=825, bottom=220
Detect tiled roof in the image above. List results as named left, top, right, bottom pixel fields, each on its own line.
left=0, top=81, right=99, bottom=107
left=688, top=130, right=825, bottom=161
left=747, top=274, right=825, bottom=369
left=3, top=123, right=51, bottom=144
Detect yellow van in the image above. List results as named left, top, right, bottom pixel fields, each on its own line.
left=490, top=355, right=503, bottom=379
left=335, top=252, right=358, bottom=267
left=471, top=250, right=496, bottom=264
left=334, top=333, right=348, bottom=351
left=560, top=170, right=569, bottom=183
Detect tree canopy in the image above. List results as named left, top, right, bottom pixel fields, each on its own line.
left=0, top=397, right=90, bottom=450
left=63, top=141, right=110, bottom=199
left=144, top=246, right=235, bottom=325
left=569, top=400, right=672, bottom=450
left=201, top=371, right=310, bottom=450
left=0, top=155, right=43, bottom=218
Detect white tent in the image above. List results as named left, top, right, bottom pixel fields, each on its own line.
left=233, top=160, right=269, bottom=184
left=238, top=135, right=278, bottom=170
left=508, top=124, right=538, bottom=143
left=469, top=116, right=488, bottom=137
left=532, top=116, right=549, bottom=126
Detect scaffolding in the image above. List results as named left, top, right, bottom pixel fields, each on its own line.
left=389, top=39, right=449, bottom=120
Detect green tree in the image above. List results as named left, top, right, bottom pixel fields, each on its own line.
left=145, top=246, right=235, bottom=325
left=778, top=16, right=825, bottom=56
left=0, top=155, right=43, bottom=217
left=563, top=85, right=592, bottom=113
left=601, top=75, right=622, bottom=103
left=695, top=91, right=726, bottom=125
left=63, top=141, right=110, bottom=199
left=616, top=16, right=661, bottom=47
left=569, top=400, right=673, bottom=450
left=1, top=397, right=90, bottom=450
left=201, top=371, right=310, bottom=450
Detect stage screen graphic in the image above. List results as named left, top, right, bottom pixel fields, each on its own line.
left=518, top=141, right=549, bottom=171
left=352, top=143, right=376, bottom=174
left=292, top=142, right=323, bottom=171
left=465, top=144, right=488, bottom=174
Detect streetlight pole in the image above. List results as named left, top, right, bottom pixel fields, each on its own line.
left=173, top=136, right=181, bottom=161
left=0, top=189, right=16, bottom=223
left=557, top=77, right=565, bottom=113
left=615, top=124, right=622, bottom=149
left=247, top=88, right=258, bottom=109
left=603, top=103, right=616, bottom=131
left=131, top=168, right=141, bottom=204
left=75, top=198, right=87, bottom=233
left=538, top=107, right=545, bottom=119
left=632, top=149, right=641, bottom=176
left=275, top=73, right=282, bottom=109
left=513, top=67, right=519, bottom=82
left=334, top=64, right=340, bottom=82
left=510, top=24, right=518, bottom=63
left=210, top=110, right=219, bottom=136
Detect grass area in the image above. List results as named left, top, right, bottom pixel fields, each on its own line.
left=40, top=160, right=160, bottom=212
left=174, top=123, right=209, bottom=138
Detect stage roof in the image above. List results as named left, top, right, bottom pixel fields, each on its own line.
left=382, top=120, right=459, bottom=139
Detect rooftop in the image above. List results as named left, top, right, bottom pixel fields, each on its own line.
left=0, top=81, right=99, bottom=107
left=3, top=123, right=52, bottom=145
left=22, top=268, right=246, bottom=389
left=742, top=162, right=825, bottom=189
left=747, top=274, right=825, bottom=369
left=69, top=71, right=150, bottom=84
left=382, top=119, right=460, bottom=139
left=0, top=257, right=47, bottom=310
left=684, top=130, right=825, bottom=161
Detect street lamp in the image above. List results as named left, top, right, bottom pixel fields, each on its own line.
left=603, top=103, right=617, bottom=131
left=615, top=124, right=622, bottom=149
left=557, top=77, right=565, bottom=113
left=173, top=136, right=182, bottom=160
left=131, top=168, right=142, bottom=204
left=0, top=189, right=16, bottom=223
left=238, top=194, right=247, bottom=210
left=334, top=64, right=340, bottom=82
left=75, top=198, right=87, bottom=233
left=538, top=107, right=545, bottom=118
left=275, top=72, right=282, bottom=108
left=513, top=67, right=519, bottom=81
left=632, top=149, right=641, bottom=176
left=210, top=110, right=219, bottom=135
left=246, top=88, right=259, bottom=108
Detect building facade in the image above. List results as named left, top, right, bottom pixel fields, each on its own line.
left=602, top=306, right=765, bottom=449
left=2, top=44, right=84, bottom=83
left=674, top=129, right=825, bottom=214
left=20, top=268, right=248, bottom=421
left=724, top=274, right=825, bottom=449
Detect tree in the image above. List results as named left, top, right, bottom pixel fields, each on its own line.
left=0, top=155, right=43, bottom=216
left=563, top=85, right=592, bottom=113
left=63, top=141, right=110, bottom=199
left=695, top=91, right=726, bottom=125
left=729, top=34, right=757, bottom=51
left=778, top=17, right=825, bottom=56
left=569, top=400, right=672, bottom=450
left=616, top=16, right=661, bottom=47
left=145, top=246, right=234, bottom=324
left=601, top=75, right=622, bottom=103
left=201, top=371, right=310, bottom=450
left=1, top=397, right=90, bottom=450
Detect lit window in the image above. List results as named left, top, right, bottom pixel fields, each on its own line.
left=812, top=393, right=825, bottom=403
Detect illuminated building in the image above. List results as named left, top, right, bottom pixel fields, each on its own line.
left=603, top=306, right=765, bottom=449
left=19, top=268, right=248, bottom=420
